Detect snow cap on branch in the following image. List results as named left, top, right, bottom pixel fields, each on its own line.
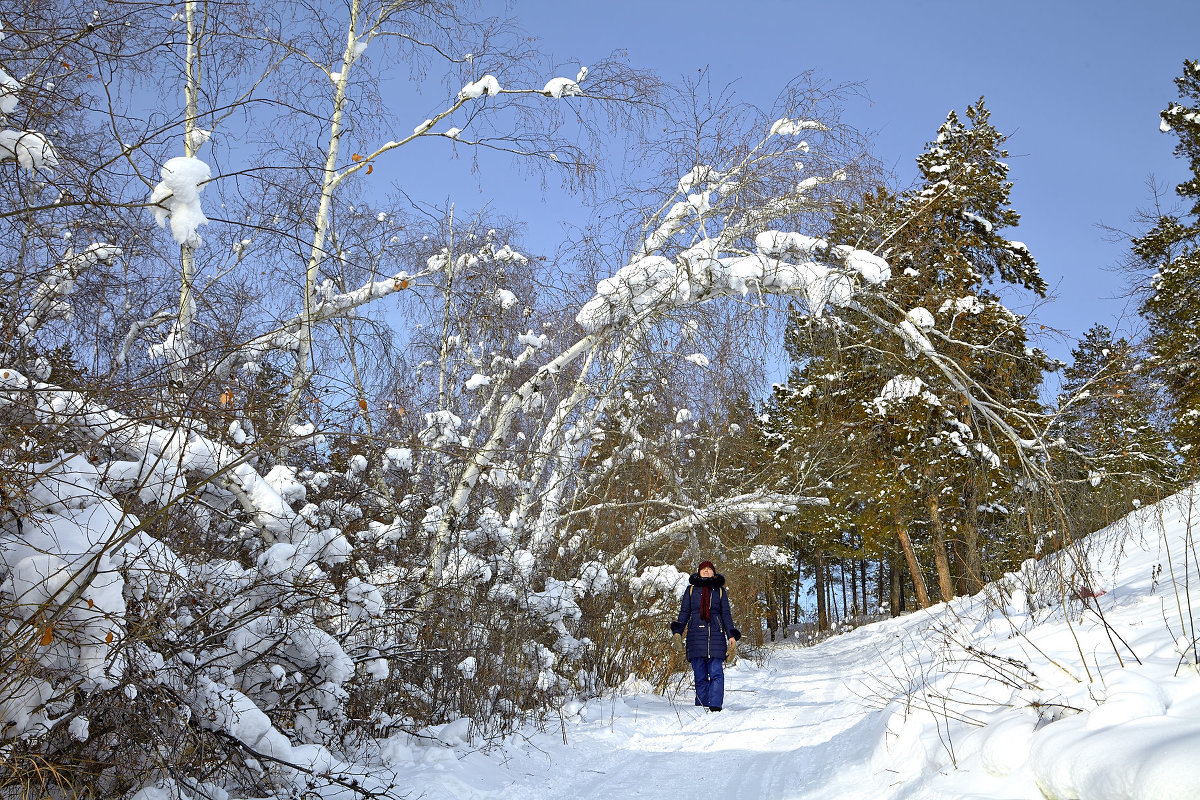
left=542, top=77, right=581, bottom=98
left=150, top=156, right=211, bottom=247
left=0, top=130, right=57, bottom=172
left=0, top=67, right=18, bottom=115
left=769, top=117, right=826, bottom=137
left=458, top=75, right=501, bottom=100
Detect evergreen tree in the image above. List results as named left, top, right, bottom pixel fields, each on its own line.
left=762, top=99, right=1051, bottom=607
left=1053, top=325, right=1177, bottom=532
left=1135, top=59, right=1200, bottom=467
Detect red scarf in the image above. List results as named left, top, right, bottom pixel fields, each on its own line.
left=700, top=586, right=711, bottom=620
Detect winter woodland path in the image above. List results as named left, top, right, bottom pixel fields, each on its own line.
left=403, top=629, right=920, bottom=800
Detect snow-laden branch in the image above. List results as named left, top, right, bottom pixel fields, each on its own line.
left=849, top=298, right=1052, bottom=475
left=519, top=345, right=607, bottom=555
left=575, top=233, right=887, bottom=333
left=18, top=244, right=122, bottom=341
left=422, top=155, right=880, bottom=591
left=113, top=310, right=174, bottom=372
left=0, top=369, right=348, bottom=564
left=211, top=266, right=422, bottom=380
left=607, top=491, right=829, bottom=571
left=422, top=333, right=605, bottom=596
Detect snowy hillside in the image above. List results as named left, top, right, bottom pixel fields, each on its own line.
left=381, top=486, right=1200, bottom=800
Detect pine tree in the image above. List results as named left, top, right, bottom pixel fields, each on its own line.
left=763, top=99, right=1051, bottom=606
left=1135, top=59, right=1200, bottom=467
left=1054, top=325, right=1177, bottom=532
left=876, top=99, right=1051, bottom=594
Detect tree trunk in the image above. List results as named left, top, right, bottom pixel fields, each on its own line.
left=794, top=556, right=803, bottom=627
left=841, top=559, right=850, bottom=619
left=951, top=535, right=969, bottom=596
left=849, top=558, right=859, bottom=617
left=860, top=559, right=868, bottom=615
left=827, top=559, right=838, bottom=623
left=879, top=556, right=888, bottom=613
left=924, top=483, right=955, bottom=603
left=893, top=508, right=930, bottom=609
left=961, top=471, right=985, bottom=593
left=815, top=547, right=828, bottom=631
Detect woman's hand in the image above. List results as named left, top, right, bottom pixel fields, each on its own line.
left=728, top=637, right=736, bottom=648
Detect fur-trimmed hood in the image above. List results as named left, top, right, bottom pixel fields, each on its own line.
left=688, top=573, right=726, bottom=589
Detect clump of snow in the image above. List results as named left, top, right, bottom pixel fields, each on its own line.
left=871, top=375, right=942, bottom=414
left=677, top=165, right=721, bottom=194
left=186, top=128, right=211, bottom=152
left=684, top=353, right=709, bottom=367
left=458, top=75, right=500, bottom=100
left=0, top=129, right=58, bottom=172
left=845, top=250, right=890, bottom=284
left=150, top=156, right=211, bottom=247
left=756, top=230, right=827, bottom=259
left=629, top=564, right=688, bottom=601
left=962, top=210, right=994, bottom=232
left=68, top=715, right=90, bottom=742
left=495, top=288, right=518, bottom=309
left=749, top=544, right=793, bottom=568
left=457, top=656, right=478, bottom=679
left=905, top=307, right=935, bottom=330
left=0, top=68, right=20, bottom=115
left=519, top=330, right=547, bottom=349
left=345, top=577, right=385, bottom=620
left=939, top=295, right=985, bottom=316
left=420, top=409, right=463, bottom=448
left=542, top=77, right=582, bottom=98
left=383, top=447, right=413, bottom=471
left=769, top=117, right=827, bottom=136
left=264, top=464, right=306, bottom=504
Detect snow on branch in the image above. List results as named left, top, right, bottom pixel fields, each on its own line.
left=209, top=267, right=420, bottom=380
left=0, top=368, right=347, bottom=562
left=0, top=130, right=57, bottom=172
left=0, top=74, right=57, bottom=172
left=607, top=491, right=829, bottom=571
left=458, top=74, right=501, bottom=100
left=149, top=156, right=211, bottom=247
left=575, top=237, right=887, bottom=333
left=19, top=244, right=122, bottom=340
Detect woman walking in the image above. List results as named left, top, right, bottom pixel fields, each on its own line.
left=670, top=560, right=741, bottom=711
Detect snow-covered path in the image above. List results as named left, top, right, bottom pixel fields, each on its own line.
left=402, top=631, right=913, bottom=800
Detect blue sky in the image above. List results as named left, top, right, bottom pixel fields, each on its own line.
left=381, top=0, right=1198, bottom=371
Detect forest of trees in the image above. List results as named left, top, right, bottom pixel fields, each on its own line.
left=0, top=1, right=1196, bottom=796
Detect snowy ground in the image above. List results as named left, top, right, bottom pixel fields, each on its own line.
left=372, top=487, right=1200, bottom=800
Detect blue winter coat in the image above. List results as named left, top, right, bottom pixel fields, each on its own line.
left=670, top=573, right=741, bottom=660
